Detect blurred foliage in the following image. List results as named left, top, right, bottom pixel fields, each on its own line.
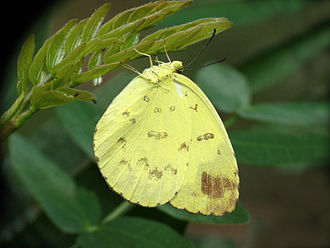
left=1, top=0, right=329, bottom=247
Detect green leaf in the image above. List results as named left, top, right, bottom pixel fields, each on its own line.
left=51, top=42, right=86, bottom=74
left=141, top=17, right=233, bottom=54
left=65, top=19, right=88, bottom=55
left=31, top=90, right=74, bottom=109
left=46, top=19, right=78, bottom=71
left=57, top=87, right=96, bottom=102
left=88, top=51, right=103, bottom=86
left=17, top=35, right=35, bottom=94
left=98, top=0, right=192, bottom=37
left=240, top=26, right=330, bottom=93
left=238, top=102, right=330, bottom=127
left=195, top=64, right=250, bottom=112
left=74, top=62, right=121, bottom=84
left=77, top=217, right=195, bottom=248
left=158, top=203, right=250, bottom=224
left=9, top=134, right=101, bottom=233
left=120, top=33, right=140, bottom=51
left=81, top=3, right=111, bottom=43
left=104, top=39, right=155, bottom=64
left=57, top=72, right=135, bottom=157
left=229, top=129, right=330, bottom=166
left=29, top=38, right=52, bottom=85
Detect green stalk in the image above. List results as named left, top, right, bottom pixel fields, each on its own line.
left=102, top=201, right=134, bottom=224
left=0, top=90, right=38, bottom=143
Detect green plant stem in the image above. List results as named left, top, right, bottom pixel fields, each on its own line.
left=0, top=91, right=38, bottom=143
left=224, top=115, right=238, bottom=129
left=102, top=201, right=134, bottom=224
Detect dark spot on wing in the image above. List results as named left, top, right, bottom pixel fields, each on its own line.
left=144, top=95, right=150, bottom=102
left=149, top=168, right=163, bottom=179
left=137, top=157, right=149, bottom=170
left=170, top=106, right=175, bottom=112
left=164, top=164, right=177, bottom=175
left=119, top=159, right=128, bottom=165
left=148, top=130, right=168, bottom=139
left=197, top=133, right=214, bottom=141
left=178, top=142, right=189, bottom=152
left=122, top=111, right=129, bottom=117
left=130, top=118, right=136, bottom=124
left=95, top=156, right=99, bottom=162
left=154, top=107, right=161, bottom=113
left=189, top=104, right=198, bottom=112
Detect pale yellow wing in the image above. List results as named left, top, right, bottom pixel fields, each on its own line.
left=93, top=75, right=191, bottom=207
left=169, top=73, right=239, bottom=216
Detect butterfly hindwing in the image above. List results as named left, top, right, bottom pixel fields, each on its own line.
left=169, top=73, right=239, bottom=216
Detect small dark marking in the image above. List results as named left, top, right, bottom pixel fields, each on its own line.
left=154, top=107, right=161, bottom=113
left=95, top=156, right=99, bottom=162
left=178, top=142, right=189, bottom=152
left=117, top=137, right=126, bottom=143
left=189, top=104, right=198, bottom=112
left=103, top=176, right=108, bottom=180
left=174, top=75, right=178, bottom=78
left=137, top=157, right=149, bottom=169
left=186, top=163, right=189, bottom=167
left=156, top=203, right=161, bottom=206
left=217, top=148, right=221, bottom=155
left=94, top=128, right=97, bottom=134
left=170, top=106, right=175, bottom=112
left=144, top=95, right=150, bottom=102
left=164, top=164, right=177, bottom=175
left=149, top=168, right=163, bottom=179
left=74, top=93, right=79, bottom=97
left=92, top=99, right=97, bottom=104
left=130, top=118, right=136, bottom=124
left=197, top=133, right=214, bottom=141
left=122, top=111, right=130, bottom=117
left=147, top=130, right=168, bottom=139
left=119, top=159, right=128, bottom=165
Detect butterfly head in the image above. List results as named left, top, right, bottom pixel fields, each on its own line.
left=171, top=61, right=184, bottom=74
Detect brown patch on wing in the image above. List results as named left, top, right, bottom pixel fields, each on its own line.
left=201, top=172, right=233, bottom=199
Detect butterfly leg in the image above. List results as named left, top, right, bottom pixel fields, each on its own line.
left=163, top=45, right=171, bottom=63
left=133, top=48, right=153, bottom=67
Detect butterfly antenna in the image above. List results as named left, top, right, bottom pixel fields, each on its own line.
left=199, top=57, right=227, bottom=68
left=184, top=57, right=227, bottom=72
left=184, top=29, right=217, bottom=69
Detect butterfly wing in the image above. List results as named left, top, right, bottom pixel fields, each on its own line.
left=169, top=73, right=239, bottom=216
left=94, top=75, right=191, bottom=207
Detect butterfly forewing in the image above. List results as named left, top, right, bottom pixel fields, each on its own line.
left=94, top=71, right=191, bottom=207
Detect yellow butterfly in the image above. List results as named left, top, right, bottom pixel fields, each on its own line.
left=93, top=53, right=239, bottom=216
